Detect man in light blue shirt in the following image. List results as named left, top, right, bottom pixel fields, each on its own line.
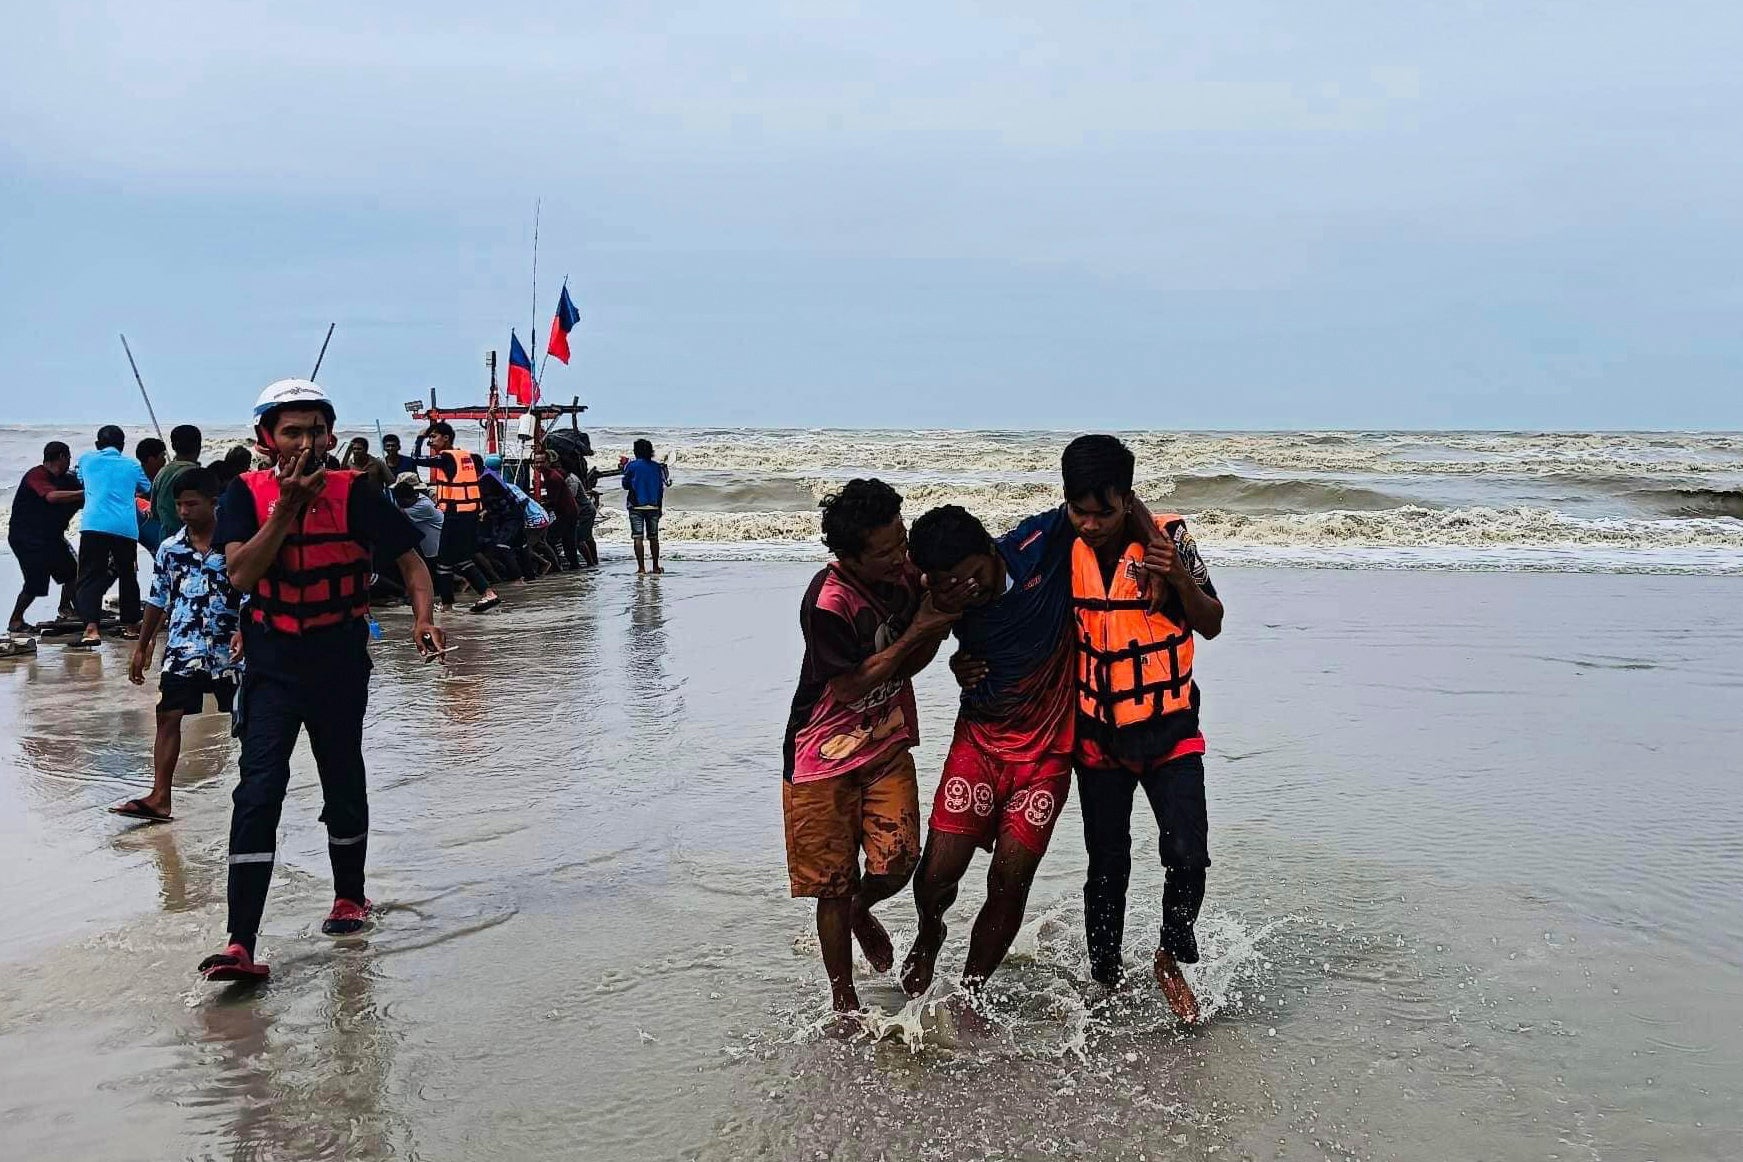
left=621, top=438, right=671, bottom=574
left=71, top=424, right=151, bottom=647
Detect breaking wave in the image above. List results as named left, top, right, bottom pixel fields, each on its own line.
left=633, top=504, right=1743, bottom=551
left=4, top=426, right=1741, bottom=574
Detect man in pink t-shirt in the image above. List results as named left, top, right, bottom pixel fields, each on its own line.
left=782, top=478, right=961, bottom=1015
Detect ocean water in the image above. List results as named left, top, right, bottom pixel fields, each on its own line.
left=2, top=423, right=1741, bottom=1159
left=1, top=564, right=1738, bottom=1161
left=4, top=425, right=1742, bottom=573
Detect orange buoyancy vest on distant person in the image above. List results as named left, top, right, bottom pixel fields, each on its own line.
left=432, top=448, right=482, bottom=514
left=240, top=468, right=372, bottom=635
left=1071, top=517, right=1197, bottom=730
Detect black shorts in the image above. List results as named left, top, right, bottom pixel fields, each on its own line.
left=157, top=671, right=238, bottom=716
left=9, top=537, right=77, bottom=599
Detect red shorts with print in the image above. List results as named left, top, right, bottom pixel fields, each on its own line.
left=928, top=721, right=1073, bottom=857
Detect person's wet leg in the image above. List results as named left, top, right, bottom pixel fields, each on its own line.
left=73, top=533, right=113, bottom=641
left=960, top=836, right=1044, bottom=992
left=224, top=674, right=302, bottom=956
left=143, top=708, right=185, bottom=816
left=817, top=896, right=860, bottom=1013
left=901, top=832, right=978, bottom=995
left=851, top=869, right=908, bottom=974
left=433, top=561, right=456, bottom=607
left=1077, top=766, right=1139, bottom=985
left=1139, top=755, right=1208, bottom=1022
left=304, top=665, right=370, bottom=917
left=7, top=590, right=31, bottom=632
left=113, top=539, right=141, bottom=628
left=849, top=755, right=920, bottom=975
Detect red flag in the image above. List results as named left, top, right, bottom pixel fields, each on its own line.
left=507, top=331, right=538, bottom=405
left=546, top=285, right=580, bottom=365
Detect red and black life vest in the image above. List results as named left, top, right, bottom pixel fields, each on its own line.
left=240, top=468, right=372, bottom=635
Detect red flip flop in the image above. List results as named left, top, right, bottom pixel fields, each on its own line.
left=198, top=943, right=270, bottom=982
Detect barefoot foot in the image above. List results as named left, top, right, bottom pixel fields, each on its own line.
left=900, top=922, right=947, bottom=996
left=1154, top=949, right=1201, bottom=1025
left=851, top=905, right=894, bottom=974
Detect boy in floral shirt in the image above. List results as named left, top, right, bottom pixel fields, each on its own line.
left=112, top=469, right=240, bottom=822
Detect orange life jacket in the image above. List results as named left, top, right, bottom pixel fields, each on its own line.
left=1071, top=517, right=1196, bottom=730
left=432, top=449, right=481, bottom=514
left=240, top=469, right=372, bottom=635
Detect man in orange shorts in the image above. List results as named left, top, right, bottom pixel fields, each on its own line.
left=783, top=479, right=959, bottom=1014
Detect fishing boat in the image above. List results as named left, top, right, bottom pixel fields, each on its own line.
left=405, top=350, right=594, bottom=501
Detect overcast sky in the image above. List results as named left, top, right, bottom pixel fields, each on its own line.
left=3, top=2, right=1741, bottom=430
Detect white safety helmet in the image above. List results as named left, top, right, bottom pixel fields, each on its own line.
left=253, top=378, right=333, bottom=420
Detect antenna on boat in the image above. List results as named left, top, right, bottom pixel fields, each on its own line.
left=310, top=322, right=336, bottom=380
left=529, top=199, right=541, bottom=392
left=118, top=333, right=163, bottom=441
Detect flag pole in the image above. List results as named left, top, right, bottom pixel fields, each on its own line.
left=537, top=274, right=569, bottom=384
left=529, top=199, right=541, bottom=403
left=119, top=333, right=164, bottom=441
left=311, top=322, right=336, bottom=380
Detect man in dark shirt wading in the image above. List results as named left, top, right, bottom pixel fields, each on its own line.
left=7, top=442, right=83, bottom=633
left=197, top=379, right=446, bottom=983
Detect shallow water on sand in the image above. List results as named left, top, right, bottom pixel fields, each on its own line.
left=1, top=564, right=1739, bottom=1160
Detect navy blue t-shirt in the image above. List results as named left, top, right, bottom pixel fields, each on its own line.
left=952, top=506, right=1077, bottom=722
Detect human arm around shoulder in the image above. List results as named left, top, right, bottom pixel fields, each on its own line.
left=1124, top=495, right=1221, bottom=635
left=1139, top=511, right=1223, bottom=639
left=821, top=594, right=957, bottom=705
left=1170, top=522, right=1222, bottom=637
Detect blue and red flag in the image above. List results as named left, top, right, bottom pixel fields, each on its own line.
left=507, top=331, right=538, bottom=405
left=546, top=284, right=580, bottom=365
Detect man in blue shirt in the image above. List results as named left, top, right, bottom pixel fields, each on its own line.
left=899, top=504, right=1080, bottom=997
left=621, top=438, right=670, bottom=575
left=72, top=425, right=152, bottom=647
left=899, top=492, right=1174, bottom=998
left=115, top=469, right=240, bottom=823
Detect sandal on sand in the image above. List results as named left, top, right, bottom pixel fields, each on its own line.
left=109, top=799, right=173, bottom=823
left=198, top=943, right=270, bottom=983
left=67, top=636, right=103, bottom=650
left=469, top=596, right=501, bottom=613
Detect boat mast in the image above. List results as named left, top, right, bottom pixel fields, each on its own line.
left=485, top=349, right=501, bottom=455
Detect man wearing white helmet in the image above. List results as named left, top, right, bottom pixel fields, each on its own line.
left=196, top=379, right=446, bottom=983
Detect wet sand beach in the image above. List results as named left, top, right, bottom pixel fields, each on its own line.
left=1, top=561, right=1738, bottom=1160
